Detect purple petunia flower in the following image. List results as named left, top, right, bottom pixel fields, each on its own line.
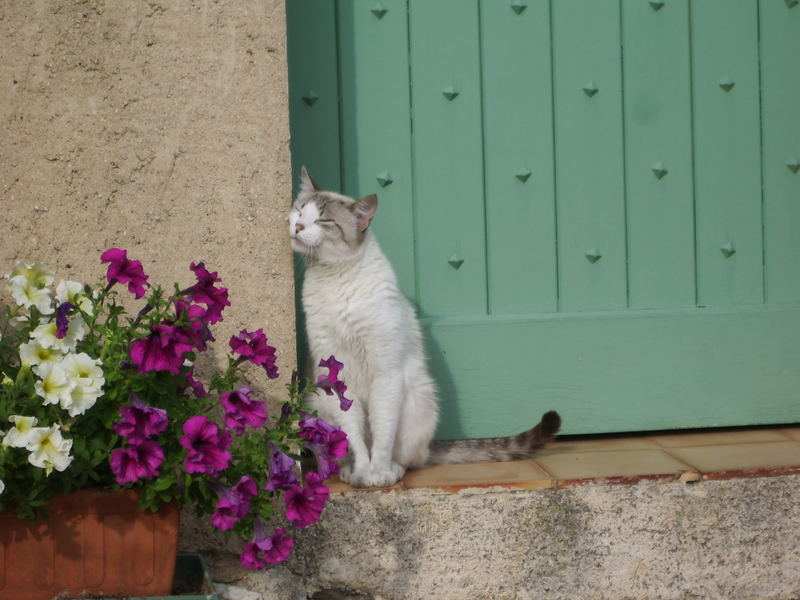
left=298, top=413, right=349, bottom=480
left=284, top=472, right=329, bottom=528
left=264, top=443, right=299, bottom=492
left=183, top=369, right=208, bottom=399
left=174, top=300, right=215, bottom=352
left=55, top=302, right=74, bottom=339
left=180, top=415, right=232, bottom=476
left=229, top=329, right=279, bottom=379
left=240, top=520, right=294, bottom=569
left=219, top=387, right=268, bottom=435
left=211, top=475, right=258, bottom=531
left=112, top=395, right=168, bottom=445
left=130, top=324, right=196, bottom=375
left=188, top=262, right=230, bottom=325
left=100, top=248, right=150, bottom=299
left=109, top=440, right=165, bottom=484
left=316, top=356, right=353, bottom=411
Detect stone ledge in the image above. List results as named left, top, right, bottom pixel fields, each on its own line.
left=198, top=475, right=800, bottom=600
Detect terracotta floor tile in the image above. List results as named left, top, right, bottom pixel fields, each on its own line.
left=324, top=474, right=403, bottom=493
left=542, top=436, right=662, bottom=455
left=649, top=428, right=790, bottom=448
left=780, top=427, right=800, bottom=442
left=666, top=441, right=800, bottom=473
left=533, top=449, right=691, bottom=481
left=402, top=460, right=552, bottom=490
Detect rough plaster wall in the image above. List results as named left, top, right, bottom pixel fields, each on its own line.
left=0, top=0, right=295, bottom=551
left=204, top=477, right=800, bottom=600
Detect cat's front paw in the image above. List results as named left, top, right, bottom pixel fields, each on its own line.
left=365, top=462, right=405, bottom=488
left=339, top=463, right=372, bottom=488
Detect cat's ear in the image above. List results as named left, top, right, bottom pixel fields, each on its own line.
left=352, top=194, right=378, bottom=232
left=299, top=165, right=320, bottom=195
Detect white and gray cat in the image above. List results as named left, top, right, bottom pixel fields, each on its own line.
left=289, top=167, right=560, bottom=488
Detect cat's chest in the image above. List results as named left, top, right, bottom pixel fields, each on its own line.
left=302, top=270, right=375, bottom=345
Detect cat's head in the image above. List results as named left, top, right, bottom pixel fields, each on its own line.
left=289, top=166, right=378, bottom=264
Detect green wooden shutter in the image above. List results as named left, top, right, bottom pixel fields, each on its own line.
left=286, top=0, right=800, bottom=437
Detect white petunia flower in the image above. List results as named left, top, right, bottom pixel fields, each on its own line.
left=33, top=361, right=76, bottom=408
left=3, top=415, right=40, bottom=448
left=61, top=353, right=105, bottom=416
left=29, top=314, right=86, bottom=353
left=6, top=262, right=55, bottom=287
left=55, top=280, right=94, bottom=316
left=19, top=340, right=64, bottom=368
left=26, top=424, right=73, bottom=475
left=0, top=479, right=5, bottom=495
left=9, top=278, right=54, bottom=315
left=7, top=262, right=56, bottom=315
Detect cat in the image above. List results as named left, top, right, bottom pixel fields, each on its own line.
left=289, top=166, right=560, bottom=487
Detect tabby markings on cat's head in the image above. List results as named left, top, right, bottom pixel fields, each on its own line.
left=289, top=166, right=378, bottom=265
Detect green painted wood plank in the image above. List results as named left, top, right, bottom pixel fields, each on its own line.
left=337, top=0, right=417, bottom=301
left=760, top=0, right=800, bottom=304
left=285, top=0, right=342, bottom=192
left=426, top=306, right=800, bottom=439
left=551, top=0, right=627, bottom=312
left=691, top=0, right=764, bottom=306
left=622, top=0, right=695, bottom=309
left=408, top=0, right=487, bottom=317
left=480, top=0, right=557, bottom=315
left=286, top=0, right=342, bottom=368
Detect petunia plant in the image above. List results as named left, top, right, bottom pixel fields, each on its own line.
left=0, top=250, right=352, bottom=568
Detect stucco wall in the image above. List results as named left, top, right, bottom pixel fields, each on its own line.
left=0, top=0, right=295, bottom=388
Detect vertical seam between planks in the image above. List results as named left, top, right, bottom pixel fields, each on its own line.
left=687, top=0, right=700, bottom=306
left=477, top=0, right=491, bottom=316
left=406, top=0, right=422, bottom=310
left=756, top=0, right=767, bottom=305
left=618, top=0, right=631, bottom=309
left=548, top=0, right=561, bottom=312
left=333, top=0, right=346, bottom=194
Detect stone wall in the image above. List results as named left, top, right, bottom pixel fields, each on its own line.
left=0, top=0, right=295, bottom=399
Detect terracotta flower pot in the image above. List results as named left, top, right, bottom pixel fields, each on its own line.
left=0, top=488, right=179, bottom=600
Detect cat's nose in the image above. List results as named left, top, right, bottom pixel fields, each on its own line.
left=295, top=223, right=305, bottom=234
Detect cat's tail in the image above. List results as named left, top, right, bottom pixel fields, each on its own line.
left=425, top=411, right=561, bottom=466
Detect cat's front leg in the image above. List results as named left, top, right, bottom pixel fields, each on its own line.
left=332, top=405, right=373, bottom=487
left=364, top=373, right=406, bottom=487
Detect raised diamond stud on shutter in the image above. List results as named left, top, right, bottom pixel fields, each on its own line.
left=376, top=172, right=393, bottom=187
left=448, top=254, right=464, bottom=270
left=721, top=242, right=736, bottom=258
left=582, top=82, right=599, bottom=98
left=442, top=85, right=459, bottom=101
left=652, top=162, right=668, bottom=180
left=302, top=91, right=319, bottom=106
left=371, top=3, right=388, bottom=19
left=585, top=247, right=602, bottom=264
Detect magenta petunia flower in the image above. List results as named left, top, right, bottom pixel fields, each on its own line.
left=188, top=262, right=230, bottom=324
left=109, top=440, right=164, bottom=484
left=174, top=300, right=214, bottom=351
left=100, top=248, right=150, bottom=299
left=55, top=302, right=74, bottom=339
left=112, top=395, right=168, bottom=445
left=299, top=413, right=349, bottom=480
left=219, top=387, right=268, bottom=435
left=130, top=324, right=196, bottom=375
left=211, top=475, right=258, bottom=531
left=229, top=329, right=279, bottom=379
left=180, top=415, right=232, bottom=476
left=264, top=443, right=298, bottom=492
left=316, top=356, right=353, bottom=411
left=240, top=521, right=294, bottom=569
left=284, top=472, right=329, bottom=528
left=183, top=369, right=208, bottom=399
